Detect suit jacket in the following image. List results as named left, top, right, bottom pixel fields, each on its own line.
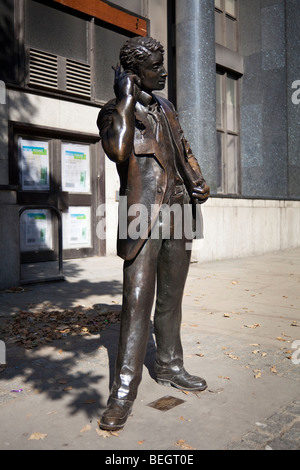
left=97, top=93, right=206, bottom=260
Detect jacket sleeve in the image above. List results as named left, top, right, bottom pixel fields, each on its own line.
left=181, top=137, right=206, bottom=186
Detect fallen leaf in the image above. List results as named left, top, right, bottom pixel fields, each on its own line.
left=224, top=313, right=230, bottom=318
left=138, top=440, right=145, bottom=445
left=0, top=304, right=121, bottom=349
left=224, top=352, right=240, bottom=360
left=228, top=354, right=240, bottom=360
left=177, top=416, right=191, bottom=421
left=96, top=424, right=119, bottom=438
left=96, top=428, right=111, bottom=438
left=80, top=424, right=91, bottom=433
left=253, top=369, right=261, bottom=379
left=270, top=366, right=277, bottom=374
left=244, top=323, right=260, bottom=329
left=28, top=432, right=48, bottom=441
left=276, top=337, right=286, bottom=342
left=175, top=439, right=195, bottom=450
left=63, top=386, right=72, bottom=391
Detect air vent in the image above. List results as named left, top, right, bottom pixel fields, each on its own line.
left=28, top=48, right=91, bottom=99
left=29, top=48, right=58, bottom=90
left=66, top=59, right=91, bottom=98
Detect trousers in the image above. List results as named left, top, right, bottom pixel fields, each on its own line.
left=110, top=219, right=192, bottom=401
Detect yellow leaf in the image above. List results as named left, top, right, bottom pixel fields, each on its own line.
left=228, top=354, right=240, bottom=360
left=95, top=428, right=111, bottom=438
left=175, top=439, right=195, bottom=450
left=28, top=432, right=48, bottom=441
left=80, top=424, right=91, bottom=433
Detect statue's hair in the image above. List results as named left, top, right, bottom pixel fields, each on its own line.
left=120, top=36, right=164, bottom=73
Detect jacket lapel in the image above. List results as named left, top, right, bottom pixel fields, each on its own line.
left=134, top=102, right=166, bottom=169
left=153, top=94, right=183, bottom=158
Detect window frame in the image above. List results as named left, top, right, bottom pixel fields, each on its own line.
left=216, top=68, right=241, bottom=195
left=215, top=0, right=239, bottom=52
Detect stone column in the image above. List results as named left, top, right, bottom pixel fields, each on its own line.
left=175, top=0, right=218, bottom=192
left=286, top=0, right=300, bottom=198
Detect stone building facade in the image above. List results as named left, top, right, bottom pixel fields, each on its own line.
left=0, top=0, right=299, bottom=289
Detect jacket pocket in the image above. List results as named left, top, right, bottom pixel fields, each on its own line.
left=134, top=133, right=156, bottom=155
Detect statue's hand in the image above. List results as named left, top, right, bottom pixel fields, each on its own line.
left=191, top=181, right=210, bottom=204
left=113, top=63, right=141, bottom=101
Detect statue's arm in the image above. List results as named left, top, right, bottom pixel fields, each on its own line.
left=98, top=66, right=140, bottom=164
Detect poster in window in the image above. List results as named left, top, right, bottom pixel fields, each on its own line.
left=63, top=206, right=91, bottom=249
left=61, top=143, right=91, bottom=193
left=20, top=209, right=53, bottom=252
left=19, top=139, right=50, bottom=191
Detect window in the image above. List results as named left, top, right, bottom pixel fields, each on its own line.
left=23, top=0, right=149, bottom=102
left=216, top=70, right=240, bottom=194
left=215, top=0, right=238, bottom=52
left=215, top=0, right=241, bottom=195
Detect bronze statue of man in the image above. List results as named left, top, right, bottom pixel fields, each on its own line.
left=97, top=36, right=210, bottom=431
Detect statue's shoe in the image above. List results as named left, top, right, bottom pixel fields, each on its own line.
left=156, top=368, right=207, bottom=391
left=99, top=398, right=134, bottom=431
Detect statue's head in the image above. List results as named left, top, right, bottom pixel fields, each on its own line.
left=120, top=36, right=164, bottom=73
left=119, top=36, right=167, bottom=93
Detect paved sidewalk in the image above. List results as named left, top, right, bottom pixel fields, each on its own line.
left=0, top=248, right=299, bottom=450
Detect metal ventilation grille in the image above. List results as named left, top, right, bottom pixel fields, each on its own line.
left=28, top=48, right=91, bottom=99
left=29, top=48, right=58, bottom=90
left=66, top=59, right=91, bottom=98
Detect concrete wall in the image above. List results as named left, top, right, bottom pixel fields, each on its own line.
left=105, top=194, right=300, bottom=261
left=192, top=197, right=300, bottom=262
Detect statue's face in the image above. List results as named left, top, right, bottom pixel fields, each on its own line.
left=138, top=51, right=167, bottom=93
